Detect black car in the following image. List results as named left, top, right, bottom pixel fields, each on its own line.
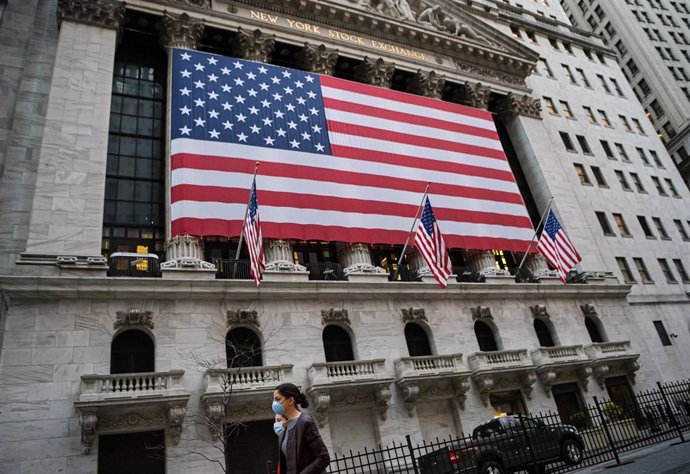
left=418, top=414, right=585, bottom=474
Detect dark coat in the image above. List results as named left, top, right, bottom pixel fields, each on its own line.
left=278, top=413, right=330, bottom=474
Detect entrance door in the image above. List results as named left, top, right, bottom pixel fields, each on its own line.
left=98, top=430, right=165, bottom=474
left=605, top=376, right=635, bottom=413
left=227, top=419, right=277, bottom=474
left=490, top=390, right=526, bottom=415
left=552, top=382, right=586, bottom=424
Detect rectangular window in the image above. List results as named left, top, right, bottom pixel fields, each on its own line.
left=658, top=259, right=678, bottom=283
left=619, top=116, right=632, bottom=132
left=664, top=178, right=680, bottom=197
left=577, top=68, right=591, bottom=87
left=601, top=140, right=615, bottom=159
left=544, top=97, right=559, bottom=115
left=597, top=74, right=611, bottom=93
left=560, top=101, right=575, bottom=119
left=616, top=257, right=636, bottom=282
left=632, top=118, right=645, bottom=134
left=539, top=59, right=555, bottom=77
left=574, top=164, right=592, bottom=185
left=576, top=135, right=591, bottom=154
left=637, top=78, right=651, bottom=96
left=673, top=259, right=690, bottom=282
left=652, top=217, right=670, bottom=239
left=526, top=31, right=538, bottom=43
left=653, top=321, right=672, bottom=346
left=638, top=216, right=655, bottom=238
left=584, top=106, right=598, bottom=124
left=650, top=99, right=665, bottom=118
left=615, top=143, right=630, bottom=161
left=613, top=213, right=631, bottom=236
left=626, top=58, right=639, bottom=76
left=674, top=219, right=689, bottom=240
left=615, top=170, right=632, bottom=191
left=563, top=42, right=574, bottom=54
left=550, top=37, right=560, bottom=49
left=650, top=150, right=664, bottom=168
left=598, top=110, right=612, bottom=127
left=560, top=132, right=576, bottom=152
left=634, top=258, right=654, bottom=283
left=651, top=176, right=667, bottom=195
left=563, top=65, right=577, bottom=84
left=636, top=147, right=651, bottom=165
left=510, top=26, right=521, bottom=38
left=610, top=77, right=624, bottom=96
left=596, top=211, right=615, bottom=235
left=591, top=166, right=608, bottom=187
left=629, top=172, right=645, bottom=192
left=614, top=41, right=628, bottom=56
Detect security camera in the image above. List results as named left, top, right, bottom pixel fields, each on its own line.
left=670, top=333, right=679, bottom=339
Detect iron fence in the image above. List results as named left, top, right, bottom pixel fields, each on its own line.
left=305, top=262, right=346, bottom=281
left=214, top=259, right=252, bottom=280
left=326, top=378, right=690, bottom=474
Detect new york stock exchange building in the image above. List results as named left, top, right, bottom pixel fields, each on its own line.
left=1, top=0, right=690, bottom=472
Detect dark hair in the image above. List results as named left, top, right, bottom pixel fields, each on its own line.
left=276, top=383, right=309, bottom=408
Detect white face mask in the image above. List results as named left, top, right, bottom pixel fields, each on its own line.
left=273, top=422, right=284, bottom=436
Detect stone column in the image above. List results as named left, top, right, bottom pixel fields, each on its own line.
left=17, top=0, right=125, bottom=275
left=465, top=250, right=509, bottom=277
left=234, top=27, right=275, bottom=63
left=336, top=243, right=385, bottom=281
left=454, top=82, right=491, bottom=110
left=524, top=253, right=558, bottom=279
left=297, top=43, right=338, bottom=76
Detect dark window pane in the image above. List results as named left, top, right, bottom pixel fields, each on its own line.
left=134, top=203, right=150, bottom=225
left=110, top=96, right=122, bottom=113
left=109, top=114, right=121, bottom=133
left=124, top=64, right=140, bottom=79
left=118, top=180, right=134, bottom=201
left=122, top=97, right=138, bottom=115
left=405, top=323, right=432, bottom=357
left=138, top=117, right=153, bottom=135
left=323, top=325, right=354, bottom=362
left=138, top=99, right=154, bottom=117
left=123, top=77, right=139, bottom=95
left=135, top=182, right=151, bottom=202
left=118, top=156, right=135, bottom=177
left=136, top=158, right=152, bottom=178
left=120, top=116, right=137, bottom=134
left=116, top=201, right=134, bottom=223
left=136, top=138, right=152, bottom=158
left=119, top=138, right=136, bottom=156
left=110, top=329, right=154, bottom=374
left=108, top=136, right=119, bottom=154
left=106, top=155, right=118, bottom=174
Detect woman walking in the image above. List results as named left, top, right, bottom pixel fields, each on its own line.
left=272, top=383, right=330, bottom=474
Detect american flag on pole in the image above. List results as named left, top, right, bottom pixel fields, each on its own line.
left=415, top=197, right=453, bottom=288
left=536, top=210, right=581, bottom=284
left=170, top=48, right=535, bottom=251
left=244, top=178, right=265, bottom=286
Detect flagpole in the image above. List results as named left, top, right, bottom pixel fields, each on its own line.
left=393, top=182, right=431, bottom=282
left=234, top=162, right=261, bottom=261
left=515, top=195, right=554, bottom=275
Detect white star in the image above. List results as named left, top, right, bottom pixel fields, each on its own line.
left=179, top=87, right=191, bottom=96
left=179, top=106, right=191, bottom=115
left=221, top=101, right=232, bottom=110
left=309, top=107, right=319, bottom=116
left=272, top=93, right=283, bottom=101
left=289, top=139, right=300, bottom=148
left=208, top=109, right=219, bottom=119
left=234, top=77, right=245, bottom=86
left=222, top=121, right=233, bottom=130
left=261, top=99, right=271, bottom=108
left=301, top=132, right=311, bottom=141
left=194, top=98, right=205, bottom=107
left=284, top=86, right=294, bottom=95
left=298, top=113, right=308, bottom=122
left=194, top=80, right=205, bottom=89
left=307, top=91, right=317, bottom=100
left=235, top=113, right=247, bottom=122
left=237, top=132, right=248, bottom=142
left=233, top=61, right=244, bottom=69
left=296, top=97, right=306, bottom=105
left=246, top=71, right=257, bottom=80
left=262, top=117, right=273, bottom=126
left=221, top=84, right=232, bottom=93
left=221, top=66, right=231, bottom=75
left=250, top=125, right=261, bottom=134
left=194, top=117, right=206, bottom=127
left=179, top=125, right=191, bottom=135
left=209, top=129, right=220, bottom=139
left=234, top=95, right=246, bottom=104
left=264, top=136, right=275, bottom=145
left=275, top=110, right=285, bottom=119
left=248, top=106, right=259, bottom=115
left=287, top=121, right=297, bottom=130
left=286, top=103, right=296, bottom=112
left=259, top=82, right=270, bottom=91
left=247, top=88, right=258, bottom=97
left=282, top=70, right=292, bottom=78
left=315, top=143, right=325, bottom=152
left=271, top=76, right=281, bottom=84
left=258, top=65, right=268, bottom=74
left=276, top=128, right=287, bottom=137
left=294, top=80, right=304, bottom=89
left=207, top=57, right=218, bottom=65
left=305, top=75, right=314, bottom=83
left=312, top=125, right=322, bottom=133
left=207, top=73, right=218, bottom=83
left=180, top=52, right=191, bottom=61
left=180, top=69, right=191, bottom=78
left=208, top=91, right=219, bottom=100
left=194, top=62, right=205, bottom=71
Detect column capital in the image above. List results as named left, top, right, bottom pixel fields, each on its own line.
left=408, top=69, right=445, bottom=99
left=297, top=43, right=339, bottom=76
left=234, top=27, right=275, bottom=63
left=455, top=82, right=491, bottom=110
left=158, top=12, right=205, bottom=50
left=57, top=0, right=125, bottom=30
left=353, top=57, right=395, bottom=88
left=496, top=92, right=542, bottom=119
left=170, top=0, right=211, bottom=7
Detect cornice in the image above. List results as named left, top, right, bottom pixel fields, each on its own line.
left=0, top=276, right=632, bottom=302
left=57, top=0, right=126, bottom=30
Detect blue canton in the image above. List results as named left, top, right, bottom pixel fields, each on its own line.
left=248, top=182, right=258, bottom=223
left=543, top=211, right=561, bottom=239
left=420, top=198, right=436, bottom=236
left=171, top=48, right=332, bottom=154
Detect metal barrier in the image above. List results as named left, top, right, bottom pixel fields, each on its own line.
left=214, top=259, right=252, bottom=280
left=304, top=262, right=346, bottom=281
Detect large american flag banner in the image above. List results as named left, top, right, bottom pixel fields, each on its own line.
left=536, top=210, right=582, bottom=283
left=415, top=197, right=453, bottom=287
left=170, top=48, right=535, bottom=251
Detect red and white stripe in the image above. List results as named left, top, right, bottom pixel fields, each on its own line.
left=536, top=230, right=580, bottom=283
left=415, top=221, right=453, bottom=288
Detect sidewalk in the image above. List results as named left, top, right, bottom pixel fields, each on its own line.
left=571, top=439, right=690, bottom=474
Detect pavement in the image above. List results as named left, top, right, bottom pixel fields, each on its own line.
left=571, top=438, right=690, bottom=474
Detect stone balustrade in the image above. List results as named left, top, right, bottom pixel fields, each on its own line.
left=584, top=341, right=634, bottom=360
left=203, top=365, right=294, bottom=394
left=78, top=370, right=186, bottom=402
left=395, top=353, right=465, bottom=379
left=308, top=359, right=387, bottom=386
left=584, top=341, right=640, bottom=389
left=530, top=344, right=588, bottom=366
left=468, top=349, right=531, bottom=371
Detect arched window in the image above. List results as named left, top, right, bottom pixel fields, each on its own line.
left=111, top=329, right=154, bottom=374
left=474, top=321, right=498, bottom=352
left=405, top=323, right=432, bottom=357
left=323, top=325, right=354, bottom=362
left=534, top=319, right=556, bottom=347
left=226, top=328, right=262, bottom=368
left=585, top=317, right=605, bottom=343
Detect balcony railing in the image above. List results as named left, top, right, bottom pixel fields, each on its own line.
left=107, top=252, right=161, bottom=278
left=203, top=365, right=294, bottom=394
left=214, top=259, right=251, bottom=280
left=395, top=354, right=465, bottom=379
left=308, top=359, right=387, bottom=386
left=78, top=370, right=186, bottom=402
left=530, top=345, right=589, bottom=366
left=468, top=349, right=532, bottom=372
left=305, top=262, right=346, bottom=281
left=584, top=341, right=636, bottom=361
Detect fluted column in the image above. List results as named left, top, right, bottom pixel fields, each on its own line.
left=264, top=240, right=307, bottom=273
left=297, top=43, right=338, bottom=76
left=465, top=250, right=509, bottom=277
left=337, top=243, right=385, bottom=278
left=525, top=253, right=557, bottom=278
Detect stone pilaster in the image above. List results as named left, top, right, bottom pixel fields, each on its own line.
left=57, top=0, right=125, bottom=30
left=157, top=12, right=205, bottom=49
left=496, top=92, right=542, bottom=119
left=234, top=27, right=275, bottom=63
left=455, top=82, right=491, bottom=110
left=297, top=43, right=338, bottom=76
left=353, top=57, right=395, bottom=88
left=465, top=250, right=509, bottom=277
left=408, top=69, right=445, bottom=99
left=337, top=243, right=387, bottom=282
